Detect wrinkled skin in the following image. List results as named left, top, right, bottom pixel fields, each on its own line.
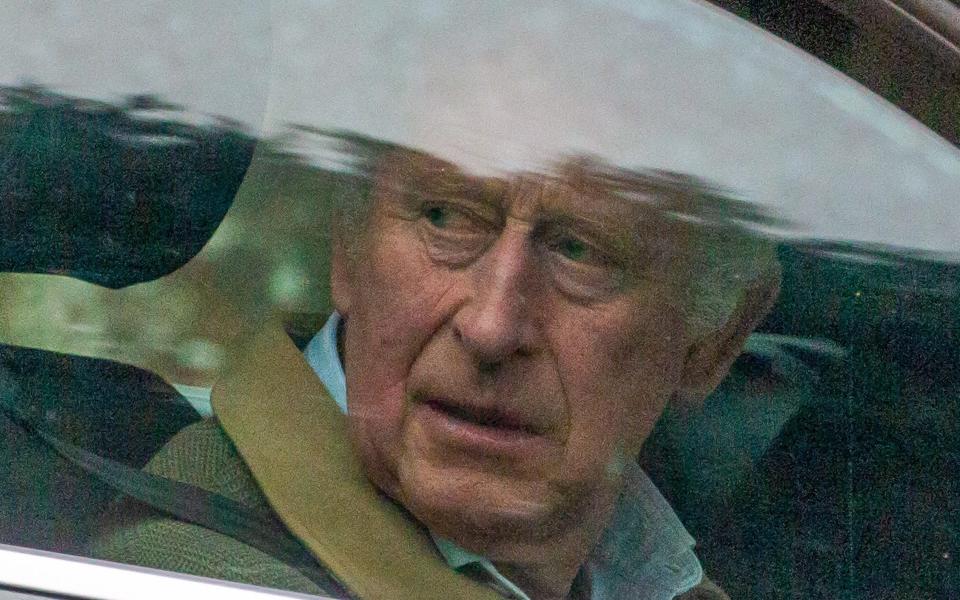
left=332, top=153, right=777, bottom=598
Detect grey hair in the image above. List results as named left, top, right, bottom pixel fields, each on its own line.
left=680, top=226, right=780, bottom=336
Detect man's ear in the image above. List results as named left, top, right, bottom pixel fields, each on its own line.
left=676, top=265, right=782, bottom=407
left=330, top=239, right=353, bottom=318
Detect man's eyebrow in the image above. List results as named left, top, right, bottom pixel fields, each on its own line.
left=401, top=160, right=506, bottom=203
left=537, top=194, right=681, bottom=263
left=528, top=169, right=702, bottom=268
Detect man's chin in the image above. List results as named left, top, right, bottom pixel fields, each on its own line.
left=395, top=460, right=565, bottom=551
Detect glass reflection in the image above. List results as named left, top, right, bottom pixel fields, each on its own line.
left=0, top=2, right=956, bottom=590
left=1, top=84, right=957, bottom=598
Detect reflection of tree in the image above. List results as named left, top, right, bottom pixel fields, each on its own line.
left=0, top=86, right=259, bottom=383
left=0, top=85, right=255, bottom=288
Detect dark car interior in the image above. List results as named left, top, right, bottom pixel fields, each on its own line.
left=0, top=2, right=957, bottom=599
left=643, top=3, right=960, bottom=597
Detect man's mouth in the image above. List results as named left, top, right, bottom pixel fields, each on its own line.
left=421, top=397, right=540, bottom=435
left=412, top=395, right=554, bottom=457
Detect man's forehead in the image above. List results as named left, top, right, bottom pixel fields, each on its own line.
left=377, top=148, right=700, bottom=226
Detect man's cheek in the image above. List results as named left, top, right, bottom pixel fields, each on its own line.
left=559, top=422, right=625, bottom=486
left=343, top=329, right=408, bottom=439
left=365, top=271, right=456, bottom=344
left=348, top=380, right=411, bottom=494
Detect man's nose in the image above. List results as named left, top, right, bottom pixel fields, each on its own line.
left=452, top=226, right=539, bottom=366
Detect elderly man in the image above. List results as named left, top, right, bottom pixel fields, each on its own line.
left=9, top=0, right=960, bottom=597
left=92, top=133, right=780, bottom=600
left=325, top=149, right=780, bottom=599
left=84, top=2, right=803, bottom=597
left=79, top=0, right=863, bottom=596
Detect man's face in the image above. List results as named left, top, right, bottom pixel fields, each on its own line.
left=333, top=152, right=715, bottom=557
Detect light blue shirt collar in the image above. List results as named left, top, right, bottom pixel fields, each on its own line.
left=303, top=313, right=349, bottom=414
left=304, top=312, right=704, bottom=599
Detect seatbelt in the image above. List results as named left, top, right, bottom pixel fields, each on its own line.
left=0, top=367, right=355, bottom=599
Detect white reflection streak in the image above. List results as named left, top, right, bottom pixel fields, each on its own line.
left=0, top=544, right=332, bottom=600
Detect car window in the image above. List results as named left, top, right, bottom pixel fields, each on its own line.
left=0, top=2, right=957, bottom=599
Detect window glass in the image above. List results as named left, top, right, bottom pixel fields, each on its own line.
left=0, top=2, right=956, bottom=599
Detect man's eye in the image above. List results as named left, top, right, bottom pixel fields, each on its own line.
left=415, top=201, right=497, bottom=267
left=554, top=237, right=588, bottom=262
left=419, top=202, right=492, bottom=234
left=424, top=205, right=450, bottom=228
left=541, top=230, right=626, bottom=300
left=548, top=235, right=600, bottom=265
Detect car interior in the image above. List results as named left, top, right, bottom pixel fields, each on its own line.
left=0, top=1, right=957, bottom=599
